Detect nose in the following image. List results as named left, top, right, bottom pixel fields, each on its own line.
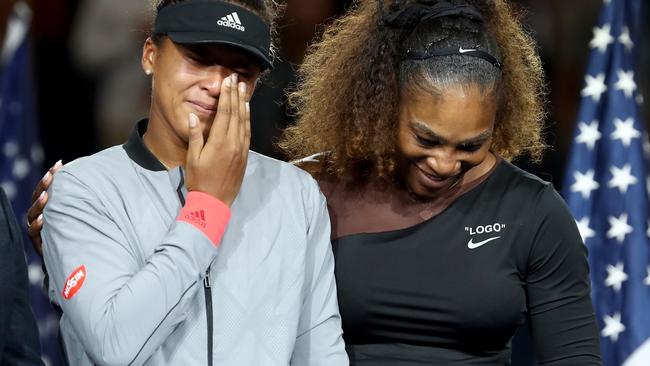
left=426, top=151, right=461, bottom=178
left=199, top=66, right=231, bottom=97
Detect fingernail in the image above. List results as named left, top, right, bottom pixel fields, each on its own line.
left=246, top=102, right=250, bottom=112
left=37, top=214, right=43, bottom=223
left=188, top=113, right=198, bottom=128
left=239, top=82, right=246, bottom=94
left=39, top=191, right=46, bottom=202
left=54, top=160, right=63, bottom=168
left=232, top=74, right=238, bottom=83
left=42, top=171, right=50, bottom=182
left=224, top=76, right=231, bottom=87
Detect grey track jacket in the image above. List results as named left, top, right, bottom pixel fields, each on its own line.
left=42, top=120, right=348, bottom=366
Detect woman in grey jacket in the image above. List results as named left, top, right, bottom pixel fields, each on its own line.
left=29, top=1, right=348, bottom=365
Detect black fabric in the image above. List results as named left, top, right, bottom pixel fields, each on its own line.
left=154, top=0, right=273, bottom=69
left=383, top=1, right=483, bottom=28
left=0, top=188, right=45, bottom=366
left=332, top=161, right=602, bottom=365
left=404, top=46, right=502, bottom=69
left=122, top=119, right=167, bottom=172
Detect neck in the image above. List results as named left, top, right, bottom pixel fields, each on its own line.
left=143, top=115, right=187, bottom=170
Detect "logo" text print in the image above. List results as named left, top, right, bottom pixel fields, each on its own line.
left=464, top=223, right=506, bottom=235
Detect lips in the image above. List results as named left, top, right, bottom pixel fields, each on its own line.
left=187, top=100, right=218, bottom=115
left=414, top=164, right=455, bottom=189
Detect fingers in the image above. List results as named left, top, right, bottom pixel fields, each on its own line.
left=237, top=81, right=248, bottom=144
left=27, top=189, right=47, bottom=222
left=209, top=74, right=234, bottom=142
left=228, top=74, right=240, bottom=139
left=186, top=113, right=204, bottom=163
left=244, top=101, right=251, bottom=152
left=27, top=213, right=43, bottom=256
left=52, top=159, right=63, bottom=173
left=31, top=159, right=63, bottom=200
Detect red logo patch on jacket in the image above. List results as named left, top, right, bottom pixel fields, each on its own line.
left=62, top=265, right=86, bottom=300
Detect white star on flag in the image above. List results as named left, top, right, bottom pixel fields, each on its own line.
left=576, top=217, right=596, bottom=244
left=3, top=141, right=19, bottom=157
left=608, top=164, right=638, bottom=194
left=0, top=181, right=16, bottom=200
left=618, top=26, right=634, bottom=51
left=27, top=263, right=44, bottom=286
left=614, top=69, right=637, bottom=98
left=605, top=262, right=628, bottom=292
left=571, top=170, right=600, bottom=199
left=611, top=117, right=640, bottom=147
left=645, top=267, right=650, bottom=286
left=607, top=213, right=633, bottom=244
left=590, top=24, right=615, bottom=53
left=581, top=73, right=608, bottom=102
left=575, top=120, right=602, bottom=150
left=12, top=157, right=30, bottom=180
left=602, top=313, right=626, bottom=342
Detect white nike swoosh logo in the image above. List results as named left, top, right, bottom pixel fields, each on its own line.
left=467, top=236, right=501, bottom=249
left=459, top=47, right=475, bottom=53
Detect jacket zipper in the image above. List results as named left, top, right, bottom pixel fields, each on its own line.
left=204, top=267, right=213, bottom=365
left=204, top=267, right=213, bottom=366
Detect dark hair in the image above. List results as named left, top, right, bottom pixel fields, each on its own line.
left=398, top=2, right=502, bottom=98
left=280, top=0, right=546, bottom=180
left=150, top=0, right=279, bottom=53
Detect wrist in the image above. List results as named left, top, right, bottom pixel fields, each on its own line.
left=177, top=191, right=231, bottom=246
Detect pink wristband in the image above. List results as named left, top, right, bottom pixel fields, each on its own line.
left=177, top=191, right=231, bottom=247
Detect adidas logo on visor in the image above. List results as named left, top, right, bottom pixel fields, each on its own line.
left=217, top=12, right=245, bottom=32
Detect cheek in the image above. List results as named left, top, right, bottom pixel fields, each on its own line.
left=396, top=129, right=418, bottom=157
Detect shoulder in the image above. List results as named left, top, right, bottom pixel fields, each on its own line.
left=56, top=146, right=131, bottom=183
left=49, top=146, right=132, bottom=201
left=489, top=160, right=558, bottom=204
left=494, top=161, right=578, bottom=236
left=247, top=151, right=323, bottom=199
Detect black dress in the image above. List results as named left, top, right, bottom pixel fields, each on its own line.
left=330, top=161, right=602, bottom=365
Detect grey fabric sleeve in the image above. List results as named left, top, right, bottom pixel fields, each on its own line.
left=290, top=180, right=348, bottom=366
left=42, top=170, right=218, bottom=366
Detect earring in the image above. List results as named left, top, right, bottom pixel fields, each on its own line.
left=145, top=69, right=152, bottom=75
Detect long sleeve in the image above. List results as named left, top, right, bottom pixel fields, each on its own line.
left=42, top=170, right=227, bottom=366
left=290, top=184, right=348, bottom=366
left=525, top=186, right=602, bottom=365
left=0, top=189, right=44, bottom=366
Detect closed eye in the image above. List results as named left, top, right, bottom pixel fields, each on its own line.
left=415, top=134, right=441, bottom=148
left=458, top=143, right=483, bottom=152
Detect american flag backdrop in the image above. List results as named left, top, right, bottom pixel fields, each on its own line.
left=0, top=2, right=63, bottom=365
left=561, top=0, right=650, bottom=365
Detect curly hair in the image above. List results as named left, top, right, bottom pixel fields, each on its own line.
left=279, top=0, right=547, bottom=181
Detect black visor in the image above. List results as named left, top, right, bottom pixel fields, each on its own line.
left=153, top=0, right=273, bottom=69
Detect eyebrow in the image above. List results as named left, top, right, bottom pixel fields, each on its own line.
left=410, top=121, right=493, bottom=145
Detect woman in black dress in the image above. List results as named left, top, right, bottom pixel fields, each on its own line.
left=281, top=0, right=602, bottom=364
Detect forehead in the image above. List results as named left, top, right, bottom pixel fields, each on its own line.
left=400, top=85, right=498, bottom=137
